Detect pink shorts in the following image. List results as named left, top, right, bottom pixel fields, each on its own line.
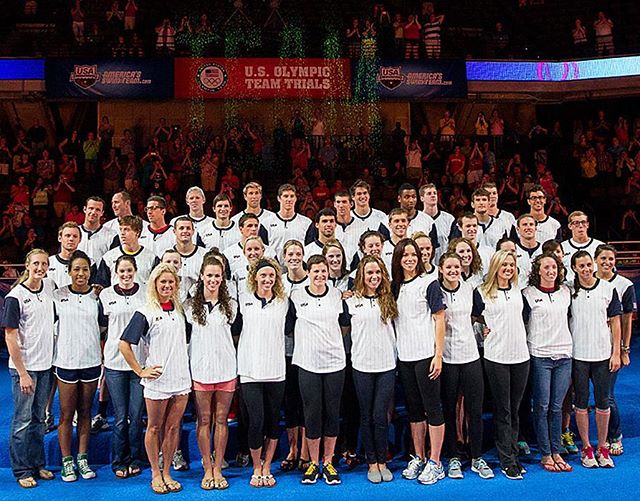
left=193, top=378, right=237, bottom=393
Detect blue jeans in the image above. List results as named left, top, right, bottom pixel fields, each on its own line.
left=9, top=368, right=52, bottom=479
left=608, top=370, right=621, bottom=441
left=530, top=356, right=572, bottom=456
left=104, top=368, right=145, bottom=470
left=352, top=369, right=395, bottom=465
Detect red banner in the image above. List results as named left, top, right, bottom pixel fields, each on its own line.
left=174, top=58, right=351, bottom=99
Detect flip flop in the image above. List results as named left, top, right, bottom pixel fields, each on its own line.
left=541, top=459, right=560, bottom=472
left=150, top=478, right=168, bottom=495
left=280, top=458, right=298, bottom=471
left=164, top=479, right=182, bottom=493
left=37, top=468, right=54, bottom=480
left=554, top=459, right=573, bottom=472
left=262, top=474, right=276, bottom=488
left=213, top=476, right=229, bottom=490
left=17, top=476, right=37, bottom=489
left=200, top=477, right=215, bottom=490
left=250, top=474, right=263, bottom=487
left=128, top=464, right=142, bottom=477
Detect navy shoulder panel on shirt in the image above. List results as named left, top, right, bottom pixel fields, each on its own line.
left=1, top=296, right=21, bottom=329
left=426, top=280, right=446, bottom=313
left=121, top=311, right=149, bottom=345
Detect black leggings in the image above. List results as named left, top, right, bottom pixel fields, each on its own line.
left=572, top=359, right=611, bottom=411
left=284, top=357, right=304, bottom=428
left=397, top=358, right=444, bottom=426
left=337, top=355, right=360, bottom=454
left=241, top=381, right=285, bottom=450
left=484, top=359, right=530, bottom=469
left=298, top=367, right=345, bottom=439
left=441, top=359, right=484, bottom=458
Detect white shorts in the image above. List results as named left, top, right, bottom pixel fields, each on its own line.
left=143, top=387, right=191, bottom=401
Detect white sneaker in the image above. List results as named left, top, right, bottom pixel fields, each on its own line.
left=402, top=455, right=425, bottom=480
left=471, top=457, right=494, bottom=479
left=417, top=460, right=445, bottom=485
left=448, top=457, right=463, bottom=479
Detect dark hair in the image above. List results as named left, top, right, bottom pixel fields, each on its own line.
left=190, top=256, right=234, bottom=326
left=471, top=187, right=490, bottom=200
left=307, top=255, right=329, bottom=271
left=350, top=179, right=371, bottom=196
left=173, top=216, right=194, bottom=229
left=528, top=252, right=565, bottom=290
left=437, top=251, right=463, bottom=282
left=239, top=213, right=259, bottom=227
left=594, top=243, right=617, bottom=259
left=359, top=230, right=384, bottom=252
left=146, top=195, right=166, bottom=209
left=314, top=207, right=337, bottom=224
left=496, top=237, right=516, bottom=251
left=115, top=254, right=137, bottom=272
left=119, top=215, right=143, bottom=234
left=391, top=238, right=425, bottom=298
left=67, top=250, right=91, bottom=272
left=541, top=239, right=562, bottom=254
left=527, top=184, right=546, bottom=199
left=334, top=190, right=352, bottom=201
left=570, top=250, right=592, bottom=298
left=397, top=183, right=416, bottom=196
left=85, top=196, right=105, bottom=209
left=213, top=193, right=231, bottom=207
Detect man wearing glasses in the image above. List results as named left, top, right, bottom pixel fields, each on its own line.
left=524, top=185, right=563, bottom=244
left=561, top=210, right=605, bottom=281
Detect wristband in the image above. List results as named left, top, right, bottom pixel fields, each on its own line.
left=621, top=345, right=631, bottom=354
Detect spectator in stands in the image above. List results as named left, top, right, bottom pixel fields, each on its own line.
left=346, top=18, right=362, bottom=58
left=196, top=14, right=212, bottom=34
left=27, top=119, right=47, bottom=155
left=403, top=14, right=421, bottom=59
left=405, top=138, right=423, bottom=182
left=71, top=0, right=85, bottom=45
left=393, top=13, right=404, bottom=55
left=13, top=153, right=33, bottom=177
left=621, top=208, right=640, bottom=239
left=10, top=176, right=30, bottom=207
left=156, top=18, right=176, bottom=54
left=475, top=112, right=489, bottom=139
left=423, top=12, right=445, bottom=59
left=112, top=35, right=128, bottom=57
left=24, top=0, right=37, bottom=16
left=438, top=110, right=456, bottom=149
left=103, top=148, right=122, bottom=195
left=36, top=150, right=55, bottom=182
left=594, top=11, right=614, bottom=56
left=106, top=1, right=124, bottom=39
left=123, top=0, right=138, bottom=31
left=177, top=15, right=192, bottom=35
left=83, top=131, right=99, bottom=177
left=52, top=175, right=76, bottom=219
left=572, top=18, right=588, bottom=57
left=489, top=22, right=510, bottom=58
left=59, top=155, right=78, bottom=182
left=129, top=32, right=145, bottom=57
left=31, top=177, right=51, bottom=221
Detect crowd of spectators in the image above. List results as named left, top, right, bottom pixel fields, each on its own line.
left=3, top=0, right=635, bottom=59
left=1, top=102, right=639, bottom=268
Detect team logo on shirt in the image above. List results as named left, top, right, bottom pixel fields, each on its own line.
left=24, top=298, right=31, bottom=304
left=60, top=298, right=69, bottom=302
left=377, top=66, right=405, bottom=90
left=108, top=301, right=117, bottom=305
left=196, top=63, right=228, bottom=93
left=300, top=302, right=309, bottom=307
left=534, top=298, right=543, bottom=303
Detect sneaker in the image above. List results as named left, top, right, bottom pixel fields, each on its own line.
left=61, top=456, right=77, bottom=482
left=172, top=449, right=189, bottom=471
left=323, top=462, right=342, bottom=485
left=501, top=465, right=523, bottom=480
left=77, top=453, right=96, bottom=479
left=236, top=452, right=250, bottom=468
left=516, top=460, right=527, bottom=475
left=471, top=457, right=494, bottom=479
left=158, top=451, right=164, bottom=470
left=301, top=462, right=320, bottom=484
left=45, top=413, right=56, bottom=434
left=561, top=430, right=579, bottom=454
left=206, top=452, right=229, bottom=469
left=417, top=460, right=445, bottom=485
left=517, top=440, right=531, bottom=456
left=90, top=414, right=109, bottom=434
left=595, top=446, right=615, bottom=468
left=402, top=455, right=425, bottom=480
left=581, top=446, right=598, bottom=468
left=447, top=457, right=464, bottom=479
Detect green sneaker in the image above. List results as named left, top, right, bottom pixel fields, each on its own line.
left=61, top=456, right=77, bottom=482
left=561, top=430, right=579, bottom=454
left=77, top=453, right=96, bottom=479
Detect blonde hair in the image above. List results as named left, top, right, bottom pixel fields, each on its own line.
left=480, top=249, right=518, bottom=301
left=146, top=263, right=184, bottom=314
left=242, top=235, right=265, bottom=254
left=15, top=248, right=49, bottom=288
left=247, top=257, right=286, bottom=301
left=282, top=239, right=304, bottom=261
left=353, top=255, right=398, bottom=323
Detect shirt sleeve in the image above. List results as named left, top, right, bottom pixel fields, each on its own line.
left=258, top=224, right=270, bottom=246
left=426, top=281, right=446, bottom=313
left=285, top=299, right=297, bottom=336
left=429, top=225, right=440, bottom=250
left=230, top=308, right=243, bottom=336
left=98, top=300, right=108, bottom=328
left=607, top=289, right=623, bottom=318
left=472, top=289, right=485, bottom=316
left=121, top=311, right=149, bottom=345
left=0, top=296, right=21, bottom=329
left=621, top=285, right=637, bottom=313
left=304, top=223, right=317, bottom=245
left=339, top=300, right=351, bottom=327
left=95, top=259, right=111, bottom=287
left=554, top=227, right=563, bottom=242
left=378, top=223, right=391, bottom=241
left=522, top=294, right=531, bottom=324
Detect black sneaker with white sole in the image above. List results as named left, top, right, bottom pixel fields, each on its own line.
left=323, top=463, right=342, bottom=485
left=301, top=463, right=320, bottom=484
left=501, top=465, right=523, bottom=480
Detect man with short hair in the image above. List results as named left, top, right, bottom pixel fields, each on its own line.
left=140, top=195, right=176, bottom=257
left=382, top=208, right=409, bottom=270
left=171, top=186, right=214, bottom=236
left=483, top=182, right=516, bottom=235
left=96, top=215, right=157, bottom=286
left=267, top=184, right=312, bottom=260
left=47, top=222, right=83, bottom=288
left=348, top=179, right=390, bottom=239
left=561, top=211, right=604, bottom=281
left=172, top=216, right=207, bottom=285
left=456, top=213, right=480, bottom=247
left=77, top=196, right=113, bottom=264
left=223, top=213, right=263, bottom=275
left=397, top=183, right=438, bottom=244
left=524, top=185, right=563, bottom=243
left=200, top=193, right=242, bottom=252
left=514, top=214, right=543, bottom=289
left=304, top=208, right=340, bottom=257
left=470, top=187, right=508, bottom=250
left=420, top=183, right=455, bottom=262
left=230, top=181, right=276, bottom=243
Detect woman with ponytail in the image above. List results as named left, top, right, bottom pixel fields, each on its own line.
left=185, top=255, right=237, bottom=490
left=2, top=249, right=55, bottom=488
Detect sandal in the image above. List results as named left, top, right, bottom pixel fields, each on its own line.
left=554, top=459, right=573, bottom=472
left=164, top=479, right=182, bottom=493
left=280, top=457, right=299, bottom=471
left=115, top=466, right=129, bottom=479
left=541, top=458, right=560, bottom=472
left=610, top=440, right=624, bottom=456
left=37, top=468, right=54, bottom=480
left=150, top=478, right=169, bottom=495
left=250, top=474, right=263, bottom=487
left=17, top=476, right=37, bottom=489
left=298, top=460, right=311, bottom=472
left=213, top=476, right=229, bottom=490
left=128, top=464, right=142, bottom=477
left=262, top=474, right=276, bottom=488
left=200, top=477, right=215, bottom=490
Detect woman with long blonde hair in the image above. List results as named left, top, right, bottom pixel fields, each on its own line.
left=2, top=249, right=56, bottom=488
left=343, top=255, right=398, bottom=483
left=472, top=250, right=529, bottom=480
left=120, top=263, right=190, bottom=494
